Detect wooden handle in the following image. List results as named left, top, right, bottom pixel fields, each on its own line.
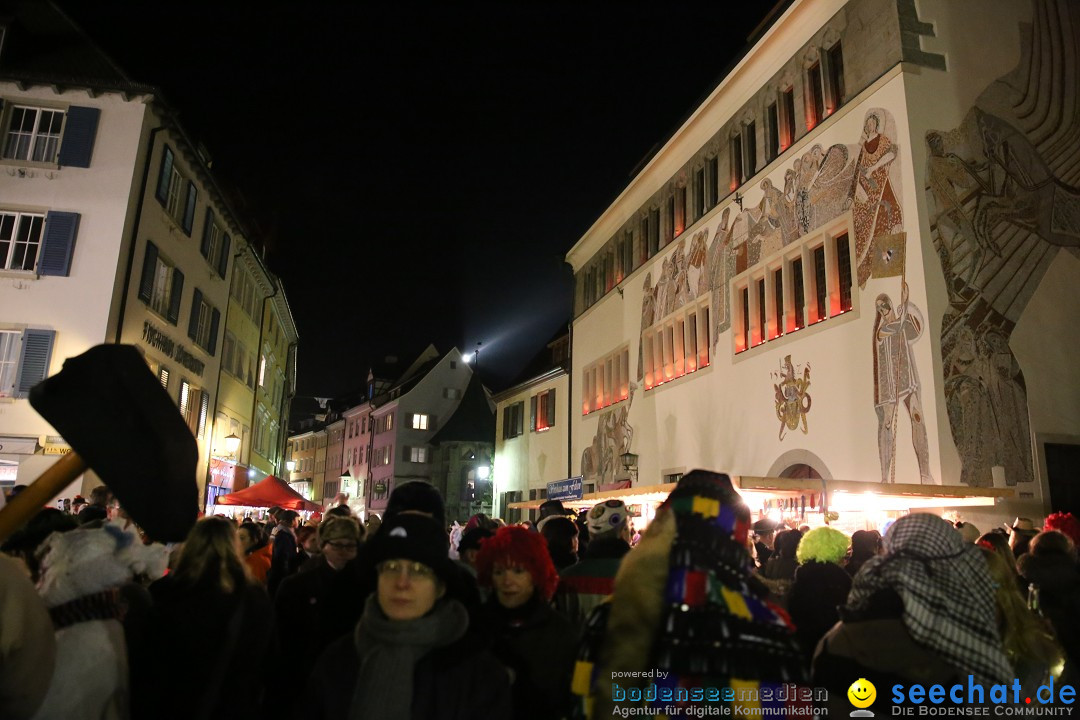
left=0, top=451, right=89, bottom=543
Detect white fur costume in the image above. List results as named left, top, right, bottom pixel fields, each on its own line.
left=31, top=520, right=167, bottom=720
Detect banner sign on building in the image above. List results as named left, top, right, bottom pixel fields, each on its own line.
left=209, top=459, right=236, bottom=490
left=547, top=476, right=583, bottom=502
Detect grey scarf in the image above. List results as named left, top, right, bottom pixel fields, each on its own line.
left=349, top=595, right=468, bottom=720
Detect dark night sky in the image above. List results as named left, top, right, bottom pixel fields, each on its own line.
left=65, top=2, right=775, bottom=396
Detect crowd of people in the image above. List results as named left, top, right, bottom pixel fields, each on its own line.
left=2, top=473, right=1079, bottom=719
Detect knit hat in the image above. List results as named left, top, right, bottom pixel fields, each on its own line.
left=318, top=515, right=360, bottom=547
left=1044, top=512, right=1080, bottom=547
left=846, top=513, right=1012, bottom=686
left=537, top=499, right=574, bottom=531
left=367, top=514, right=456, bottom=585
left=587, top=499, right=629, bottom=538
left=587, top=470, right=808, bottom=717
left=457, top=526, right=493, bottom=554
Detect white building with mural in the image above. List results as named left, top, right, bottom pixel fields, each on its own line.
left=566, top=0, right=1080, bottom=528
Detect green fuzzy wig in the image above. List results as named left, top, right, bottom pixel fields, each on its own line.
left=796, top=526, right=850, bottom=565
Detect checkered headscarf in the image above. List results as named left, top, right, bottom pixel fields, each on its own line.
left=846, top=513, right=1012, bottom=685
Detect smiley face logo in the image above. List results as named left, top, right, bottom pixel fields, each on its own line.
left=847, top=678, right=876, bottom=709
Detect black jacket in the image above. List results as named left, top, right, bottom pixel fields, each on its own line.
left=787, top=560, right=852, bottom=662
left=305, top=627, right=511, bottom=720
left=477, top=593, right=579, bottom=720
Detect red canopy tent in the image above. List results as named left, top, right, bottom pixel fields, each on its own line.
left=215, top=475, right=322, bottom=512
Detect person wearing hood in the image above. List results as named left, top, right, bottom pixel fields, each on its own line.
left=305, top=513, right=510, bottom=719
left=1016, top=529, right=1080, bottom=684
left=556, top=499, right=633, bottom=627
left=813, top=513, right=1015, bottom=715
left=843, top=529, right=882, bottom=577
left=476, top=525, right=578, bottom=720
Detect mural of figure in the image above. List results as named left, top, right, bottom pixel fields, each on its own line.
left=773, top=355, right=812, bottom=440
left=852, top=111, right=903, bottom=287
left=707, top=208, right=732, bottom=346
left=978, top=327, right=1032, bottom=486
left=637, top=272, right=657, bottom=381
left=794, top=145, right=824, bottom=235
left=671, top=241, right=693, bottom=309
left=926, top=131, right=989, bottom=287
left=872, top=283, right=932, bottom=484
left=942, top=324, right=997, bottom=487
left=580, top=384, right=636, bottom=487
left=654, top=257, right=674, bottom=320
left=687, top=230, right=709, bottom=298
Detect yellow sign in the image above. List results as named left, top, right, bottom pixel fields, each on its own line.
left=44, top=444, right=72, bottom=455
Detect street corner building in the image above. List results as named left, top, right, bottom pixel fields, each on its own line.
left=564, top=0, right=1080, bottom=528
left=0, top=1, right=298, bottom=506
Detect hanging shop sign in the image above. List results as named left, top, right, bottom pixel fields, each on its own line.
left=142, top=321, right=205, bottom=377
left=547, top=476, right=584, bottom=502
left=0, top=436, right=39, bottom=455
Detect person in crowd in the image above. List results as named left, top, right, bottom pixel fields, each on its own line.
left=274, top=516, right=365, bottom=711
left=788, top=526, right=852, bottom=662
left=759, top=527, right=802, bottom=607
left=0, top=552, right=56, bottom=720
left=540, top=515, right=580, bottom=571
left=518, top=519, right=534, bottom=531
left=976, top=530, right=1021, bottom=592
left=130, top=517, right=276, bottom=719
left=1016, top=529, right=1080, bottom=683
left=71, top=495, right=87, bottom=515
left=77, top=484, right=111, bottom=525
left=384, top=481, right=447, bottom=529
left=574, top=508, right=591, bottom=559
left=365, top=513, right=382, bottom=536
left=266, top=506, right=284, bottom=540
left=813, top=513, right=1014, bottom=715
left=464, top=512, right=499, bottom=533
left=239, top=521, right=272, bottom=584
left=1044, top=512, right=1080, bottom=548
left=557, top=499, right=633, bottom=627
left=268, top=509, right=302, bottom=595
left=1008, top=516, right=1038, bottom=558
left=0, top=507, right=78, bottom=581
left=537, top=499, right=572, bottom=530
left=325, top=503, right=354, bottom=519
left=476, top=525, right=577, bottom=720
left=305, top=514, right=511, bottom=719
left=751, top=518, right=778, bottom=566
left=457, top=526, right=494, bottom=575
left=296, top=524, right=319, bottom=569
left=981, top=546, right=1065, bottom=695
left=844, top=529, right=883, bottom=577
left=577, top=471, right=807, bottom=718
left=955, top=520, right=981, bottom=543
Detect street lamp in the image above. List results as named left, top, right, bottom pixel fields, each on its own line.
left=620, top=451, right=639, bottom=485
left=286, top=460, right=296, bottom=475
left=476, top=465, right=490, bottom=480
left=224, top=433, right=241, bottom=457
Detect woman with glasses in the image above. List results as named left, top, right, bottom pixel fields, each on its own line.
left=476, top=525, right=579, bottom=720
left=305, top=513, right=510, bottom=719
left=274, top=516, right=366, bottom=710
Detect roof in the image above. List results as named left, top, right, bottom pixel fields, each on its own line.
left=429, top=371, right=495, bottom=445
left=0, top=1, right=153, bottom=93
left=216, top=475, right=321, bottom=512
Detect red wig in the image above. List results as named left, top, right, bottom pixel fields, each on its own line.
left=475, top=525, right=559, bottom=600
left=1044, top=512, right=1080, bottom=547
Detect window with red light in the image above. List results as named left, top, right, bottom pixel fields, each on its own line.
left=806, top=62, right=824, bottom=129
left=643, top=299, right=710, bottom=388
left=583, top=346, right=630, bottom=413
left=532, top=389, right=556, bottom=431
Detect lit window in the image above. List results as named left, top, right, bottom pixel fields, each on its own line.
left=410, top=446, right=427, bottom=463
left=412, top=413, right=428, bottom=430
left=642, top=300, right=710, bottom=388
left=807, top=62, right=824, bottom=129
left=533, top=389, right=556, bottom=431
left=582, top=346, right=630, bottom=412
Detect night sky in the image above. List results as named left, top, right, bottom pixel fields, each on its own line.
left=66, top=3, right=775, bottom=396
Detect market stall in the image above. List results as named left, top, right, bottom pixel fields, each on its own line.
left=212, top=475, right=323, bottom=518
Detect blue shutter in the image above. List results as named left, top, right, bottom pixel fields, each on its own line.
left=155, top=146, right=173, bottom=205
left=208, top=307, right=220, bottom=355
left=182, top=181, right=197, bottom=235
left=200, top=209, right=214, bottom=259
left=57, top=106, right=100, bottom=168
left=167, top=267, right=184, bottom=325
left=14, top=329, right=55, bottom=398
left=217, top=233, right=230, bottom=278
left=137, top=241, right=158, bottom=303
left=38, top=211, right=80, bottom=276
left=188, top=288, right=202, bottom=340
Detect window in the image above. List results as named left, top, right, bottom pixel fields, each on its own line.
left=178, top=380, right=207, bottom=438
left=201, top=210, right=231, bottom=278
left=665, top=195, right=675, bottom=244
left=583, top=346, right=631, bottom=410
left=3, top=106, right=63, bottom=163
left=187, top=289, right=220, bottom=354
left=813, top=245, right=828, bottom=323
left=412, top=413, right=429, bottom=430
left=837, top=232, right=853, bottom=312
left=693, top=166, right=705, bottom=221
left=766, top=102, right=780, bottom=162
left=408, top=446, right=428, bottom=463
left=674, top=186, right=686, bottom=237
left=531, top=389, right=556, bottom=432
left=502, top=402, right=525, bottom=439
left=781, top=88, right=796, bottom=150
left=773, top=268, right=784, bottom=340
left=138, top=242, right=184, bottom=325
left=642, top=301, right=709, bottom=389
left=158, top=365, right=169, bottom=390
left=730, top=134, right=743, bottom=188
left=444, top=387, right=460, bottom=400
left=0, top=211, right=43, bottom=271
left=827, top=42, right=845, bottom=111
left=807, top=62, right=824, bottom=129
left=155, top=145, right=197, bottom=235
left=743, top=121, right=757, bottom=178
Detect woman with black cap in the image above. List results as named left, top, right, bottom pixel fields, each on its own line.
left=305, top=513, right=510, bottom=719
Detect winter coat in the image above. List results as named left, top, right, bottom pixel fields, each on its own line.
left=787, top=560, right=852, bottom=662
left=244, top=540, right=272, bottom=584
left=0, top=555, right=55, bottom=720
left=1018, top=552, right=1080, bottom=683
left=812, top=588, right=962, bottom=716
left=130, top=576, right=277, bottom=720
left=478, top=593, right=579, bottom=720
left=555, top=535, right=630, bottom=628
left=304, top=626, right=511, bottom=720
left=268, top=526, right=301, bottom=596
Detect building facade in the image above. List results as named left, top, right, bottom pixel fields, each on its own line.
left=566, top=0, right=1080, bottom=526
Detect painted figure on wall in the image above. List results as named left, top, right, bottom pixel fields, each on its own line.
left=925, top=0, right=1079, bottom=486
left=773, top=355, right=812, bottom=440
left=581, top=383, right=636, bottom=487
left=852, top=111, right=904, bottom=287
left=637, top=272, right=657, bottom=382
left=872, top=282, right=932, bottom=484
